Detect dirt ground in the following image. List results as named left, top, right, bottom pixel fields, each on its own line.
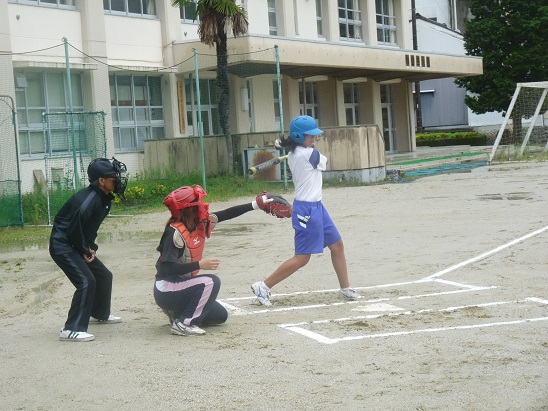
left=1, top=162, right=547, bottom=411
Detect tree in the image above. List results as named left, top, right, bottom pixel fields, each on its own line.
left=455, top=0, right=548, bottom=138
left=172, top=0, right=248, bottom=174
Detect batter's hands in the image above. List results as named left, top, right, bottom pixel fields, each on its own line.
left=199, top=258, right=220, bottom=270
left=83, top=249, right=96, bottom=263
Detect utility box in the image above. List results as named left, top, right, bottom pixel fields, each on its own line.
left=243, top=147, right=282, bottom=181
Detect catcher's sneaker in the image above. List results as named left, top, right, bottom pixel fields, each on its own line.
left=90, top=314, right=122, bottom=324
left=171, top=320, right=206, bottom=336
left=340, top=287, right=360, bottom=299
left=251, top=281, right=272, bottom=306
left=59, top=328, right=95, bottom=342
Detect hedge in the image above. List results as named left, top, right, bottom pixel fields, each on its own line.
left=416, top=131, right=487, bottom=147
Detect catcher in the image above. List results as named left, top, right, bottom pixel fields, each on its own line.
left=251, top=115, right=360, bottom=306
left=154, top=185, right=290, bottom=336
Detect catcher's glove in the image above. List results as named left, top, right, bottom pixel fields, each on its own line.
left=255, top=191, right=292, bottom=219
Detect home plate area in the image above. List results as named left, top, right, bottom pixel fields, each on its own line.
left=219, top=279, right=548, bottom=344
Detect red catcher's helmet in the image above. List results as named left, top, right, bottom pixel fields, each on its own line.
left=163, top=185, right=209, bottom=220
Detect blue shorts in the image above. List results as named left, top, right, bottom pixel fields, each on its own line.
left=292, top=200, right=341, bottom=255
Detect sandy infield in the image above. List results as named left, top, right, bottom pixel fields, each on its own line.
left=1, top=162, right=547, bottom=410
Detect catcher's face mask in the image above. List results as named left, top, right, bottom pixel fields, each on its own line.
left=111, top=157, right=128, bottom=201
left=163, top=185, right=210, bottom=222
left=87, top=157, right=128, bottom=201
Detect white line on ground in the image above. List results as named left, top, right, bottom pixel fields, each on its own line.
left=286, top=317, right=548, bottom=344
left=279, top=298, right=527, bottom=328
left=279, top=297, right=548, bottom=344
left=223, top=279, right=486, bottom=303
left=225, top=285, right=495, bottom=316
left=420, top=224, right=548, bottom=281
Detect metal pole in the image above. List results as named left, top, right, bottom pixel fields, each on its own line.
left=411, top=0, right=423, bottom=133
left=275, top=45, right=288, bottom=190
left=193, top=48, right=206, bottom=191
left=63, top=37, right=79, bottom=190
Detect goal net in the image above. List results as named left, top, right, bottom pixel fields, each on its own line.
left=489, top=81, right=548, bottom=162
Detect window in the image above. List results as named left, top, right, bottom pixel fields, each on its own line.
left=381, top=84, right=396, bottom=152
left=103, top=0, right=157, bottom=17
left=184, top=78, right=221, bottom=137
left=338, top=0, right=362, bottom=41
left=8, top=0, right=76, bottom=7
left=316, top=0, right=324, bottom=37
left=376, top=0, right=396, bottom=44
left=179, top=0, right=198, bottom=22
left=267, top=0, right=278, bottom=36
left=110, top=74, right=164, bottom=152
left=344, top=83, right=360, bottom=125
left=299, top=82, right=320, bottom=121
left=15, top=71, right=84, bottom=157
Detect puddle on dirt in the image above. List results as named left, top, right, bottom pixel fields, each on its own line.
left=97, top=230, right=159, bottom=243
left=477, top=192, right=533, bottom=201
left=213, top=224, right=268, bottom=236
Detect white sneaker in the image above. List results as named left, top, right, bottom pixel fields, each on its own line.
left=171, top=320, right=206, bottom=336
left=90, top=314, right=122, bottom=324
left=340, top=287, right=360, bottom=299
left=251, top=281, right=272, bottom=306
left=59, top=328, right=95, bottom=342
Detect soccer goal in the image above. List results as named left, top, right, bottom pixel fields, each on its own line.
left=489, top=81, right=548, bottom=162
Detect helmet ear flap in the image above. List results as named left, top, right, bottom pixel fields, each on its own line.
left=289, top=132, right=299, bottom=143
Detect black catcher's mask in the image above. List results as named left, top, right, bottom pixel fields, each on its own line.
left=88, top=157, right=128, bottom=201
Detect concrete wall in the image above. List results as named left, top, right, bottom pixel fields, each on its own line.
left=145, top=126, right=386, bottom=183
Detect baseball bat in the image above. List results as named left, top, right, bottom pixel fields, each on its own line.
left=247, top=155, right=288, bottom=175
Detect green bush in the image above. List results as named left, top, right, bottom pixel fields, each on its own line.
left=416, top=131, right=487, bottom=147
left=19, top=171, right=288, bottom=223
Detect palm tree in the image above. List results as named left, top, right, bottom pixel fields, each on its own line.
left=172, top=0, right=249, bottom=174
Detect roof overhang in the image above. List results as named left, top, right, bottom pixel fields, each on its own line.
left=172, top=34, right=482, bottom=82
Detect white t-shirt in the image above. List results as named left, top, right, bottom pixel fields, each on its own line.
left=288, top=145, right=327, bottom=202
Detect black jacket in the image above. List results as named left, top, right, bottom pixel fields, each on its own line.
left=49, top=185, right=114, bottom=256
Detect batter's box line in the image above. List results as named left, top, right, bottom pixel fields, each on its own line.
left=278, top=297, right=548, bottom=344
left=219, top=283, right=496, bottom=316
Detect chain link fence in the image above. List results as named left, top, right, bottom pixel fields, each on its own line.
left=0, top=95, right=23, bottom=227
left=43, top=111, right=106, bottom=225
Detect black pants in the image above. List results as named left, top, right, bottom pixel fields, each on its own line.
left=51, top=250, right=113, bottom=332
left=154, top=274, right=227, bottom=326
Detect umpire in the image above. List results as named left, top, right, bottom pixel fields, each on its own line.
left=49, top=158, right=128, bottom=342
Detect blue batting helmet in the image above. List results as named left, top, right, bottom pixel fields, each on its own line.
left=289, top=115, right=323, bottom=143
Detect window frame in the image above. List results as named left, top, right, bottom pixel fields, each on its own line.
left=338, top=0, right=363, bottom=42
left=343, top=83, right=360, bottom=125
left=179, top=0, right=199, bottom=23
left=267, top=0, right=278, bottom=36
left=376, top=0, right=397, bottom=45
left=316, top=0, right=324, bottom=37
left=8, top=0, right=76, bottom=8
left=299, top=82, right=320, bottom=121
left=103, top=0, right=157, bottom=18
left=15, top=71, right=84, bottom=158
left=110, top=73, right=165, bottom=152
left=184, top=77, right=221, bottom=137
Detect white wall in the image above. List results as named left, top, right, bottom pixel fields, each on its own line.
left=415, top=0, right=451, bottom=26
left=104, top=16, right=163, bottom=66
left=9, top=4, right=83, bottom=55
left=416, top=20, right=463, bottom=53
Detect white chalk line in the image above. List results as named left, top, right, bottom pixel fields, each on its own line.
left=221, top=284, right=494, bottom=316
left=280, top=297, right=548, bottom=344
left=420, top=224, right=548, bottom=281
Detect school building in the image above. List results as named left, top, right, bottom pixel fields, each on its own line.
left=0, top=0, right=482, bottom=193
